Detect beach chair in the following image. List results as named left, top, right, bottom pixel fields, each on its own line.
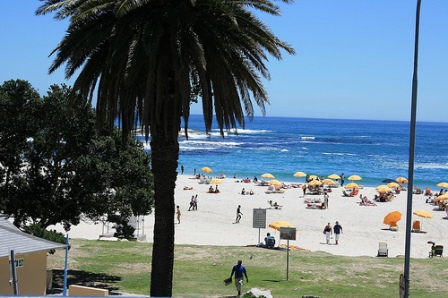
left=389, top=223, right=398, bottom=231
left=413, top=186, right=423, bottom=194
left=377, top=242, right=388, bottom=257
left=412, top=220, right=421, bottom=233
left=434, top=245, right=443, bottom=257
left=342, top=190, right=350, bottom=197
left=429, top=245, right=443, bottom=257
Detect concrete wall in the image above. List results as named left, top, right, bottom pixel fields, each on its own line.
left=69, top=285, right=109, bottom=296
left=0, top=251, right=48, bottom=295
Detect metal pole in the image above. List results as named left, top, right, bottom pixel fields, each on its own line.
left=286, top=240, right=290, bottom=281
left=10, top=250, right=18, bottom=295
left=63, top=234, right=69, bottom=296
left=404, top=1, right=421, bottom=297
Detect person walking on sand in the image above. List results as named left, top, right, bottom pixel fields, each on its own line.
left=181, top=165, right=184, bottom=174
left=340, top=173, right=345, bottom=187
left=176, top=205, right=181, bottom=224
left=235, top=205, right=243, bottom=223
left=230, top=259, right=248, bottom=297
left=323, top=222, right=332, bottom=244
left=188, top=196, right=195, bottom=211
left=324, top=192, right=329, bottom=209
left=333, top=221, right=343, bottom=245
left=302, top=184, right=306, bottom=196
left=193, top=194, right=198, bottom=210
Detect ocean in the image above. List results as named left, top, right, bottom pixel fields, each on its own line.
left=137, top=115, right=448, bottom=188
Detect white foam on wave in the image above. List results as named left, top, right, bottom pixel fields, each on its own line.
left=207, top=128, right=271, bottom=136
left=300, top=136, right=315, bottom=140
left=322, top=152, right=345, bottom=156
left=322, top=152, right=357, bottom=156
left=416, top=163, right=448, bottom=170
left=179, top=139, right=243, bottom=151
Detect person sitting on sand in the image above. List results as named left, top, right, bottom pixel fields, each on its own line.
left=265, top=233, right=276, bottom=248
left=209, top=185, right=214, bottom=193
left=241, top=188, right=246, bottom=195
left=215, top=185, right=220, bottom=193
left=249, top=189, right=254, bottom=195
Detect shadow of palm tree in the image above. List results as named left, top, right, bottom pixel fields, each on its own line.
left=47, top=269, right=122, bottom=295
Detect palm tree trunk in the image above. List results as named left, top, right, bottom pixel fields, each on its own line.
left=150, top=132, right=178, bottom=297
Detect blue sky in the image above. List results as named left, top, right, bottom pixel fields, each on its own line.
left=1, top=0, right=447, bottom=122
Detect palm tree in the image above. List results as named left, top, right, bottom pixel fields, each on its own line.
left=37, top=0, right=295, bottom=296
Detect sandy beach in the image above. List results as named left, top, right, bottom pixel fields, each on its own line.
left=50, top=174, right=448, bottom=259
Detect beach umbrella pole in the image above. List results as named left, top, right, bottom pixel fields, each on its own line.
left=404, top=1, right=421, bottom=297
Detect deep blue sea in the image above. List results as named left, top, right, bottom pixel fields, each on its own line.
left=138, top=115, right=448, bottom=188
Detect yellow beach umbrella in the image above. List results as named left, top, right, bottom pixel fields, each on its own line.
left=268, top=180, right=282, bottom=186
left=322, top=179, right=336, bottom=186
left=308, top=175, right=318, bottom=180
left=437, top=182, right=448, bottom=189
left=413, top=209, right=433, bottom=219
left=201, top=167, right=212, bottom=173
left=328, top=174, right=340, bottom=180
left=387, top=182, right=400, bottom=189
left=348, top=175, right=362, bottom=181
left=376, top=185, right=392, bottom=193
left=435, top=194, right=448, bottom=203
left=269, top=220, right=295, bottom=232
left=209, top=178, right=223, bottom=185
left=308, top=180, right=322, bottom=187
left=344, top=182, right=359, bottom=189
left=261, top=173, right=275, bottom=179
left=396, top=177, right=408, bottom=184
left=293, top=171, right=307, bottom=178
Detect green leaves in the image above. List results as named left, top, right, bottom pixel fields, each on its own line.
left=0, top=80, right=153, bottom=231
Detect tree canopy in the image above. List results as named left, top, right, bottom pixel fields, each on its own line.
left=0, top=79, right=154, bottom=231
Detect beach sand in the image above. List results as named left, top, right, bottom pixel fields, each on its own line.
left=50, top=174, right=448, bottom=259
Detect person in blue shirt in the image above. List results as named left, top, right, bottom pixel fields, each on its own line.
left=230, top=260, right=248, bottom=296
left=333, top=221, right=343, bottom=245
left=264, top=233, right=276, bottom=248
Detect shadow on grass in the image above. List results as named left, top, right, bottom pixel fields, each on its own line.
left=47, top=269, right=122, bottom=295
left=261, top=279, right=283, bottom=282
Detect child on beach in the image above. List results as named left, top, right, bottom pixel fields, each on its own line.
left=176, top=206, right=181, bottom=224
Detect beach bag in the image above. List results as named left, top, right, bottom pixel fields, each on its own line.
left=223, top=277, right=232, bottom=286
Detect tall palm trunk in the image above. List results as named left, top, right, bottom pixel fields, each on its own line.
left=150, top=125, right=179, bottom=297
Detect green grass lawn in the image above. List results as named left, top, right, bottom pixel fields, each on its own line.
left=47, top=239, right=448, bottom=297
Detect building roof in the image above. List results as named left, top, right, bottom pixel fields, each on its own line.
left=0, top=217, right=66, bottom=258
